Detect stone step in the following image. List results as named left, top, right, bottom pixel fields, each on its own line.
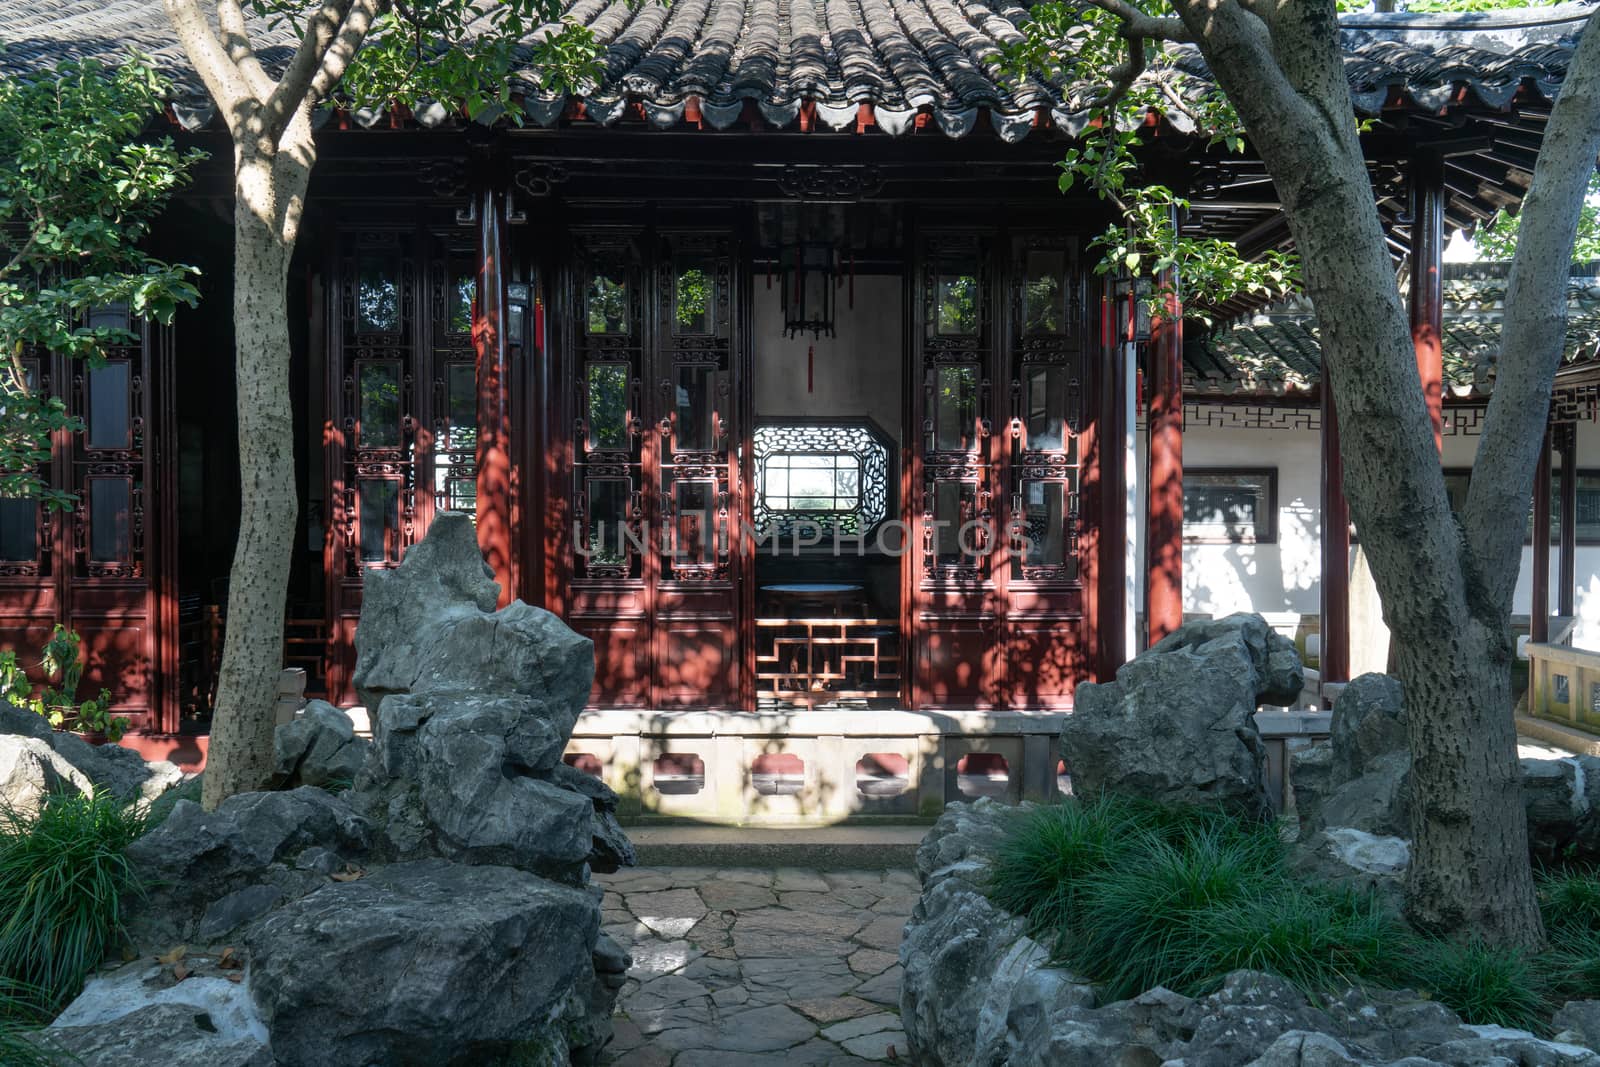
left=624, top=825, right=928, bottom=870
left=1516, top=713, right=1600, bottom=757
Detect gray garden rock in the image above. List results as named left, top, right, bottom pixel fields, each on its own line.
left=52, top=730, right=183, bottom=807
left=0, top=703, right=52, bottom=741
left=0, top=733, right=90, bottom=813
left=41, top=1002, right=272, bottom=1067
left=271, top=700, right=369, bottom=789
left=357, top=689, right=600, bottom=875
left=124, top=786, right=371, bottom=940
left=1149, top=611, right=1306, bottom=707
left=1328, top=673, right=1407, bottom=781
left=1062, top=613, right=1280, bottom=818
left=351, top=511, right=593, bottom=735
left=245, top=858, right=599, bottom=1067
left=45, top=960, right=269, bottom=1067
left=1556, top=1001, right=1600, bottom=1051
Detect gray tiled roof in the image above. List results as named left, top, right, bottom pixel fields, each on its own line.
left=1186, top=262, right=1600, bottom=399
left=0, top=0, right=1591, bottom=138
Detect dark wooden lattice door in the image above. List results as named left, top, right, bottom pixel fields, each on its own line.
left=563, top=224, right=743, bottom=709
left=0, top=311, right=176, bottom=731
left=909, top=231, right=1004, bottom=708
left=324, top=225, right=484, bottom=699
left=999, top=234, right=1090, bottom=708
left=908, top=229, right=1091, bottom=709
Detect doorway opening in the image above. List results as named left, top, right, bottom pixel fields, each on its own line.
left=749, top=204, right=905, bottom=709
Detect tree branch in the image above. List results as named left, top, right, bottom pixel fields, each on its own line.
left=309, top=0, right=383, bottom=105
left=1084, top=0, right=1194, bottom=43
left=261, top=0, right=360, bottom=143
left=1461, top=6, right=1600, bottom=612
left=216, top=0, right=274, bottom=100
left=162, top=0, right=253, bottom=121
left=1094, top=35, right=1147, bottom=110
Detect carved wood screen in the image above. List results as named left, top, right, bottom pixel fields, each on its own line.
left=561, top=225, right=743, bottom=709
left=0, top=312, right=177, bottom=731
left=323, top=226, right=482, bottom=699
left=909, top=229, right=1091, bottom=709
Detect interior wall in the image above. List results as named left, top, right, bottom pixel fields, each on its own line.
left=750, top=273, right=904, bottom=616
left=752, top=274, right=903, bottom=442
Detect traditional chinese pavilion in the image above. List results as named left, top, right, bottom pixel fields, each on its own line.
left=0, top=1, right=1593, bottom=808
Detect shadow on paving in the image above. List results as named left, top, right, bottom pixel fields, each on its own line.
left=597, top=866, right=919, bottom=1066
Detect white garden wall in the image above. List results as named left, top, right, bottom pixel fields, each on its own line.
left=1132, top=409, right=1600, bottom=646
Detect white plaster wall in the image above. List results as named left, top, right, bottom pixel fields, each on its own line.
left=1133, top=414, right=1600, bottom=639
left=752, top=274, right=903, bottom=439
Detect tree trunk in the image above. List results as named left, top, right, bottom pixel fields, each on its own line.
left=201, top=133, right=313, bottom=810
left=1163, top=0, right=1545, bottom=947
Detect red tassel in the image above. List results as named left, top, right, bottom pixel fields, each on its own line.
left=808, top=344, right=814, bottom=393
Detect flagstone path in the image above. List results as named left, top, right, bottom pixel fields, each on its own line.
left=597, top=865, right=918, bottom=1066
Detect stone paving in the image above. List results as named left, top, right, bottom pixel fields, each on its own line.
left=597, top=866, right=918, bottom=1066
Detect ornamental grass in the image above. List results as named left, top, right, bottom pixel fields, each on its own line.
left=986, top=796, right=1600, bottom=1033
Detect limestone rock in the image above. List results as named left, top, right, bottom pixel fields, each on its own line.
left=42, top=1002, right=271, bottom=1067
left=1524, top=757, right=1589, bottom=861
left=1294, top=674, right=1411, bottom=842
left=1317, top=750, right=1412, bottom=839
left=0, top=703, right=52, bottom=741
left=351, top=511, right=593, bottom=734
left=1148, top=611, right=1305, bottom=707
left=46, top=961, right=269, bottom=1067
left=1329, top=673, right=1407, bottom=781
left=124, top=786, right=371, bottom=940
left=1555, top=1001, right=1600, bottom=1052
left=359, top=690, right=596, bottom=874
left=1063, top=615, right=1274, bottom=818
left=245, top=858, right=599, bottom=1067
left=0, top=734, right=91, bottom=813
left=52, top=731, right=182, bottom=808
left=271, top=700, right=370, bottom=789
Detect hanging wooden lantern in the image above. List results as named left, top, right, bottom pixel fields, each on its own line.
left=780, top=242, right=837, bottom=339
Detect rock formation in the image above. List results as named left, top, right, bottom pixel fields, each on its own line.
left=1060, top=613, right=1300, bottom=819
left=48, top=513, right=633, bottom=1067
left=901, top=801, right=1600, bottom=1067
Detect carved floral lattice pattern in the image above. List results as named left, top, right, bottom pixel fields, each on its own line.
left=752, top=423, right=890, bottom=539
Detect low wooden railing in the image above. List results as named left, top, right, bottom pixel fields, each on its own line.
left=755, top=618, right=902, bottom=707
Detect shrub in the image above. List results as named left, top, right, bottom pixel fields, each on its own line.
left=0, top=791, right=146, bottom=1009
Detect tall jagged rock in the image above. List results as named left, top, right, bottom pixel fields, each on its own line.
left=1060, top=613, right=1298, bottom=819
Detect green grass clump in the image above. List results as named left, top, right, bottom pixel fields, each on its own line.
left=1189, top=887, right=1404, bottom=995
left=0, top=791, right=146, bottom=1009
left=0, top=981, right=71, bottom=1066
left=987, top=795, right=1138, bottom=938
left=982, top=796, right=1577, bottom=1030
left=1068, top=819, right=1290, bottom=999
left=1401, top=940, right=1551, bottom=1032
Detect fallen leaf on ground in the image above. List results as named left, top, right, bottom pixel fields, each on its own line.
left=156, top=945, right=187, bottom=965
left=173, top=962, right=190, bottom=982
left=331, top=866, right=364, bottom=882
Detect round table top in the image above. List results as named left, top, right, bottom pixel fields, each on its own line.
left=760, top=582, right=865, bottom=595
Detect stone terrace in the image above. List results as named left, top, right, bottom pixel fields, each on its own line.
left=598, top=866, right=917, bottom=1065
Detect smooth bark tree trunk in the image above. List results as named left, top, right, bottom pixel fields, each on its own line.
left=201, top=128, right=314, bottom=810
